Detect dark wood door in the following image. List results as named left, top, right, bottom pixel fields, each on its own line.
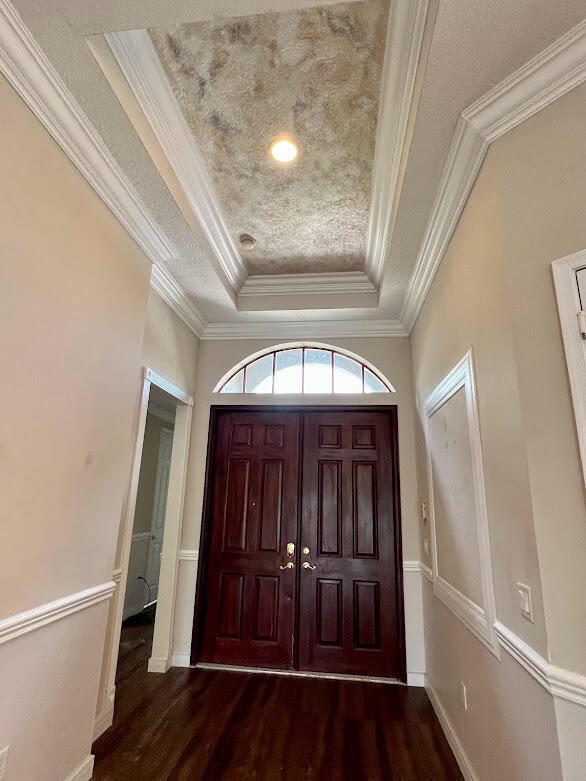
left=297, top=411, right=403, bottom=678
left=200, top=411, right=300, bottom=669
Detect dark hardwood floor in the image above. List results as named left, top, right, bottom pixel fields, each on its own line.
left=93, top=618, right=463, bottom=780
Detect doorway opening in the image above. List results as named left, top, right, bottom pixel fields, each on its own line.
left=94, top=368, right=193, bottom=741
left=192, top=405, right=405, bottom=682
left=119, top=386, right=176, bottom=666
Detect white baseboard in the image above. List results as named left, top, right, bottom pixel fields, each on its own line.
left=171, top=652, right=192, bottom=668
left=64, top=755, right=94, bottom=781
left=147, top=655, right=171, bottom=673
left=426, top=684, right=477, bottom=781
left=93, top=703, right=114, bottom=741
left=407, top=672, right=426, bottom=687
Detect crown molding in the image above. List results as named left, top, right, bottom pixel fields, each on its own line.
left=494, top=621, right=586, bottom=708
left=105, top=29, right=247, bottom=293
left=0, top=581, right=116, bottom=645
left=150, top=264, right=206, bottom=338
left=366, top=0, right=432, bottom=286
left=239, top=271, right=376, bottom=298
left=0, top=0, right=176, bottom=267
left=201, top=318, right=407, bottom=341
left=401, top=19, right=586, bottom=333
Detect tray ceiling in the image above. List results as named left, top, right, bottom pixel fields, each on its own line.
left=149, top=0, right=389, bottom=276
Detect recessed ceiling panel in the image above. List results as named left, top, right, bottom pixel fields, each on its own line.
left=149, top=0, right=389, bottom=275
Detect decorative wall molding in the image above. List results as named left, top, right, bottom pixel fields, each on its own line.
left=401, top=19, right=586, bottom=332
left=552, top=249, right=586, bottom=489
left=406, top=672, right=425, bottom=687
left=64, top=755, right=95, bottom=781
left=426, top=684, right=477, bottom=781
left=106, top=29, right=247, bottom=293
left=171, top=652, right=192, bottom=668
left=366, top=0, right=431, bottom=285
left=420, top=561, right=433, bottom=581
left=112, top=568, right=123, bottom=584
left=0, top=581, right=115, bottom=645
left=150, top=264, right=206, bottom=338
left=402, top=560, right=423, bottom=573
left=93, top=702, right=114, bottom=741
left=0, top=0, right=176, bottom=266
left=201, top=318, right=407, bottom=341
left=423, top=350, right=499, bottom=657
left=239, top=271, right=376, bottom=298
left=494, top=621, right=586, bottom=708
left=178, top=549, right=199, bottom=561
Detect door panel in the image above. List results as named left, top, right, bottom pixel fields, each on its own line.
left=200, top=411, right=300, bottom=669
left=298, top=411, right=402, bottom=678
left=145, top=427, right=173, bottom=600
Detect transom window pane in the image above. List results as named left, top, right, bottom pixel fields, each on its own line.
left=274, top=349, right=303, bottom=394
left=244, top=354, right=274, bottom=393
left=304, top=349, right=332, bottom=393
left=217, top=346, right=392, bottom=395
left=333, top=353, right=362, bottom=393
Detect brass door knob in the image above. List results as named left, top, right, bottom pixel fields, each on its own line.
left=302, top=561, right=317, bottom=570
left=279, top=562, right=295, bottom=570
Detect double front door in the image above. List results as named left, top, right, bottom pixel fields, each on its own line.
left=196, top=408, right=404, bottom=679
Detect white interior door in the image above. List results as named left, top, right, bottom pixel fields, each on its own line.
left=145, top=427, right=174, bottom=602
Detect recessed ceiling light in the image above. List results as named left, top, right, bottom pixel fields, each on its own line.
left=239, top=233, right=256, bottom=250
left=269, top=135, right=299, bottom=164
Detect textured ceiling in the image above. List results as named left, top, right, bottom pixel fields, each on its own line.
left=149, top=0, right=389, bottom=275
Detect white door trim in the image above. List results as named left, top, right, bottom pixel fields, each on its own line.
left=94, top=367, right=193, bottom=737
left=552, top=249, right=586, bottom=488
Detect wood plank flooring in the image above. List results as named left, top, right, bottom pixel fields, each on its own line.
left=93, top=618, right=463, bottom=780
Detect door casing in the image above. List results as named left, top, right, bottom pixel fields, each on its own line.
left=191, top=405, right=406, bottom=682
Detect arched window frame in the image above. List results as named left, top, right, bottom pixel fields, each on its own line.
left=214, top=342, right=395, bottom=395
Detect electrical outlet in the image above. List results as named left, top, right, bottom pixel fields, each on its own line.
left=459, top=682, right=468, bottom=711
left=0, top=745, right=10, bottom=780
left=517, top=582, right=534, bottom=622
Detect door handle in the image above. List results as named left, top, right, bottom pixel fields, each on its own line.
left=302, top=561, right=317, bottom=570
left=280, top=562, right=295, bottom=570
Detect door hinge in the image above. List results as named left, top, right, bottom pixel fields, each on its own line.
left=578, top=311, right=586, bottom=339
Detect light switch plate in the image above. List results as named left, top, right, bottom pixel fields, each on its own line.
left=517, top=582, right=534, bottom=622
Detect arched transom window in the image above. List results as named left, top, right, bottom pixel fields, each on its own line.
left=216, top=345, right=394, bottom=395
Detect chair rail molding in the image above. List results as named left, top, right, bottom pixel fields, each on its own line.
left=0, top=582, right=116, bottom=645
left=494, top=621, right=586, bottom=708
left=401, top=19, right=586, bottom=332
left=366, top=0, right=432, bottom=286
left=423, top=350, right=499, bottom=657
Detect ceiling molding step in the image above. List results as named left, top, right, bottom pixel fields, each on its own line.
left=200, top=319, right=407, bottom=341
left=0, top=0, right=176, bottom=266
left=239, top=271, right=377, bottom=298
left=365, top=0, right=432, bottom=286
left=400, top=18, right=586, bottom=333
left=106, top=29, right=247, bottom=294
left=150, top=264, right=206, bottom=338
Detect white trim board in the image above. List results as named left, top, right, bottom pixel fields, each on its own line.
left=238, top=272, right=376, bottom=298
left=196, top=662, right=402, bottom=686
left=63, top=755, right=94, bottom=781
left=144, top=367, right=194, bottom=406
left=366, top=0, right=432, bottom=285
left=401, top=19, right=586, bottom=332
left=423, top=350, right=499, bottom=657
left=426, top=684, right=477, bottom=781
left=200, top=319, right=407, bottom=341
left=494, top=621, right=586, bottom=709
left=150, top=264, right=206, bottom=338
left=105, top=28, right=246, bottom=294
left=0, top=582, right=115, bottom=645
left=178, top=549, right=199, bottom=561
left=552, top=249, right=586, bottom=489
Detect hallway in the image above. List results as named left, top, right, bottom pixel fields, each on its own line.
left=93, top=621, right=462, bottom=780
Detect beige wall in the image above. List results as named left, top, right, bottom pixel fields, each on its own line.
left=0, top=73, right=151, bottom=781
left=171, top=336, right=426, bottom=678
left=142, top=289, right=199, bottom=395
left=411, top=83, right=586, bottom=780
